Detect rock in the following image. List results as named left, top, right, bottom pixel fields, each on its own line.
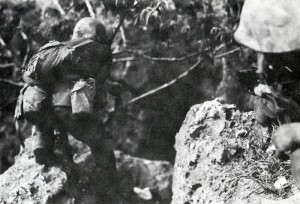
left=172, top=98, right=299, bottom=204
left=261, top=193, right=300, bottom=204
left=134, top=187, right=153, bottom=200
left=116, top=150, right=173, bottom=203
left=273, top=177, right=288, bottom=190
left=0, top=112, right=22, bottom=174
left=0, top=138, right=71, bottom=204
left=0, top=135, right=173, bottom=204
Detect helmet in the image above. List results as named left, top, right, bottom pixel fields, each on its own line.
left=72, top=17, right=108, bottom=43
left=234, top=0, right=300, bottom=53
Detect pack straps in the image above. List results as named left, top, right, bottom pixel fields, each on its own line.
left=38, top=38, right=94, bottom=53
left=70, top=38, right=94, bottom=49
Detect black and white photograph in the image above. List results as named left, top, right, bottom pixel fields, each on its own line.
left=1, top=0, right=300, bottom=203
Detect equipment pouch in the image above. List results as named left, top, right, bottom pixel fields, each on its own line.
left=14, top=84, right=30, bottom=120
left=22, top=85, right=48, bottom=114
left=71, top=78, right=96, bottom=114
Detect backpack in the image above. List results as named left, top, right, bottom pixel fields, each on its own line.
left=22, top=39, right=93, bottom=84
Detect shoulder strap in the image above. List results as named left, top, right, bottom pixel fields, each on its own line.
left=37, top=39, right=94, bottom=53
left=38, top=41, right=64, bottom=52
left=68, top=39, right=94, bottom=49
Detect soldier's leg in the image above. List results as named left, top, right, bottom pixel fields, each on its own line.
left=51, top=83, right=75, bottom=162
left=52, top=107, right=74, bottom=162
left=53, top=107, right=117, bottom=197
left=22, top=85, right=58, bottom=165
left=66, top=113, right=119, bottom=193
left=25, top=110, right=57, bottom=165
left=32, top=125, right=56, bottom=165
left=61, top=79, right=118, bottom=195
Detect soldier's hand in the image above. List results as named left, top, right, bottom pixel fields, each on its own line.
left=254, top=84, right=271, bottom=97
left=272, top=123, right=300, bottom=154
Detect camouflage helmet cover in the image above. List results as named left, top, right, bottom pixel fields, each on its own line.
left=234, top=0, right=300, bottom=53
left=72, top=17, right=108, bottom=43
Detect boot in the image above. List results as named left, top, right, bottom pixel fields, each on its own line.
left=33, top=147, right=62, bottom=166
left=32, top=125, right=61, bottom=166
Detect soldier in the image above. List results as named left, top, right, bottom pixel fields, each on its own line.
left=51, top=17, right=119, bottom=190
left=15, top=17, right=120, bottom=196
left=235, top=0, right=300, bottom=125
left=234, top=0, right=300, bottom=188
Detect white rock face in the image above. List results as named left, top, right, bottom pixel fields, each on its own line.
left=172, top=98, right=299, bottom=204
left=0, top=135, right=173, bottom=204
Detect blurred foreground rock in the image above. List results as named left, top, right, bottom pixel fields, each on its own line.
left=0, top=135, right=172, bottom=204
left=261, top=193, right=300, bottom=204
left=172, top=98, right=300, bottom=204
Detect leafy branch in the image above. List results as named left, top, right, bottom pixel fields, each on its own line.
left=138, top=0, right=169, bottom=25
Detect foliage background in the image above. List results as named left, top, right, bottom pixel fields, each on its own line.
left=0, top=0, right=255, bottom=173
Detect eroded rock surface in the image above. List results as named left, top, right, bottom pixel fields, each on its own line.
left=172, top=98, right=299, bottom=204
left=0, top=135, right=173, bottom=204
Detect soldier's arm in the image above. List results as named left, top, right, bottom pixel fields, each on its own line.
left=273, top=123, right=300, bottom=153
left=101, top=48, right=122, bottom=97
left=94, top=64, right=110, bottom=111
left=104, top=75, right=122, bottom=96
left=94, top=48, right=122, bottom=110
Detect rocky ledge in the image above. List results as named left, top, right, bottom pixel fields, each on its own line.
left=172, top=98, right=300, bottom=204
left=0, top=134, right=172, bottom=204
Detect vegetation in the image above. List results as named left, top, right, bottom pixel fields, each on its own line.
left=0, top=0, right=252, bottom=170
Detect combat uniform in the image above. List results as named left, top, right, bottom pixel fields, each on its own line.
left=14, top=18, right=122, bottom=200
left=234, top=0, right=300, bottom=125
left=51, top=38, right=117, bottom=178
